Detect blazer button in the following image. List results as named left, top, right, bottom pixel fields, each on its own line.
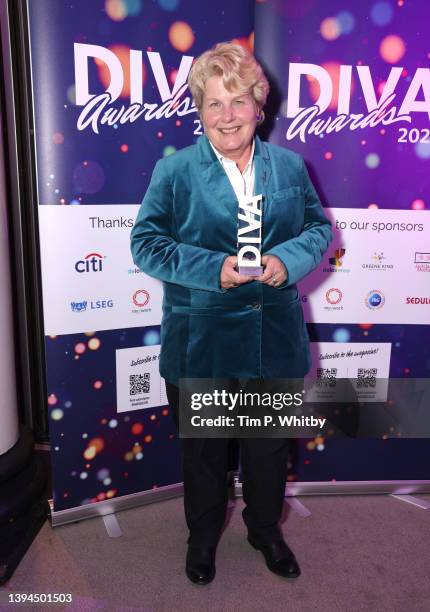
left=252, top=302, right=261, bottom=310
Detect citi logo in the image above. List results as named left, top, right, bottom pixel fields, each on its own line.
left=75, top=253, right=105, bottom=273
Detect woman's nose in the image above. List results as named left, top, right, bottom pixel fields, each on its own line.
left=221, top=104, right=234, bottom=122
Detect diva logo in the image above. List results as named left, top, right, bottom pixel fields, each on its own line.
left=74, top=44, right=196, bottom=134
left=285, top=63, right=429, bottom=142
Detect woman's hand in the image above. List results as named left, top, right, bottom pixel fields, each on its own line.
left=256, top=255, right=288, bottom=287
left=220, top=256, right=253, bottom=289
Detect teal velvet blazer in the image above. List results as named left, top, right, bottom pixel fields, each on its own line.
left=131, top=135, right=332, bottom=385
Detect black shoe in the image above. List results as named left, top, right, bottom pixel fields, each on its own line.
left=247, top=534, right=301, bottom=579
left=185, top=545, right=216, bottom=585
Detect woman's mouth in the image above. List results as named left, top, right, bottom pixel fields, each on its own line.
left=219, top=127, right=241, bottom=134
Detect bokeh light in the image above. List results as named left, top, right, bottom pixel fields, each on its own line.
left=124, top=0, right=142, bottom=16
left=336, top=11, right=355, bottom=34
left=48, top=393, right=58, bottom=406
left=105, top=0, right=126, bottom=22
left=66, top=85, right=76, bottom=105
left=320, top=17, right=341, bottom=41
left=370, top=2, right=393, bottom=26
left=411, top=199, right=425, bottom=210
left=415, top=141, right=430, bottom=160
left=163, top=145, right=176, bottom=157
left=51, top=408, right=64, bottom=421
left=53, top=132, right=64, bottom=145
left=308, top=62, right=348, bottom=111
left=74, top=342, right=86, bottom=355
left=88, top=337, right=101, bottom=350
left=143, top=329, right=160, bottom=345
left=131, top=423, right=144, bottom=435
left=365, top=153, right=380, bottom=169
left=333, top=328, right=351, bottom=342
left=73, top=161, right=105, bottom=194
left=158, top=0, right=180, bottom=9
left=95, top=44, right=146, bottom=99
left=379, top=35, right=406, bottom=63
left=168, top=21, right=195, bottom=52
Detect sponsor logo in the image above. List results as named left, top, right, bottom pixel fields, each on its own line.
left=75, top=252, right=105, bottom=273
left=133, top=289, right=150, bottom=307
left=132, top=290, right=151, bottom=314
left=362, top=252, right=394, bottom=271
left=414, top=252, right=430, bottom=272
left=128, top=266, right=143, bottom=275
left=71, top=301, right=87, bottom=312
left=71, top=299, right=113, bottom=311
left=329, top=248, right=345, bottom=267
left=89, top=216, right=134, bottom=229
left=323, top=248, right=350, bottom=273
left=326, top=288, right=343, bottom=305
left=324, top=288, right=343, bottom=311
left=406, top=296, right=430, bottom=304
left=365, top=290, right=385, bottom=310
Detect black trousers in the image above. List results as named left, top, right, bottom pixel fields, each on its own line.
left=166, top=382, right=289, bottom=547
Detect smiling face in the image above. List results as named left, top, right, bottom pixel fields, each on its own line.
left=200, top=75, right=258, bottom=167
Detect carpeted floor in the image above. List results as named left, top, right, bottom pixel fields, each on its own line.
left=1, top=493, right=429, bottom=612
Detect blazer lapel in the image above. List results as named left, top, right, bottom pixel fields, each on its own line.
left=198, top=135, right=239, bottom=223
left=254, top=135, right=272, bottom=217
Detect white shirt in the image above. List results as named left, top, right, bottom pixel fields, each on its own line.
left=209, top=139, right=255, bottom=200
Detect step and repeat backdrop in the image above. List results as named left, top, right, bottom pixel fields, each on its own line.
left=28, top=0, right=429, bottom=516
left=255, top=0, right=430, bottom=482
left=28, top=0, right=255, bottom=514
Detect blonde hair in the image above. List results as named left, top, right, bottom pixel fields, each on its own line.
left=188, top=42, right=269, bottom=123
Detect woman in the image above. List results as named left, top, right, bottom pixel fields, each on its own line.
left=131, top=42, right=332, bottom=584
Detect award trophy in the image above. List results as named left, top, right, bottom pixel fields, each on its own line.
left=237, top=193, right=263, bottom=276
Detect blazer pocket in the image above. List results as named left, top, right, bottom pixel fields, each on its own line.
left=272, top=186, right=302, bottom=201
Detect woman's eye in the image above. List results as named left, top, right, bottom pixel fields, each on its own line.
left=234, top=99, right=244, bottom=105
left=209, top=102, right=220, bottom=108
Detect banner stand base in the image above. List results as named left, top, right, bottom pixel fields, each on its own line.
left=390, top=494, right=430, bottom=510
left=234, top=477, right=430, bottom=499
left=50, top=482, right=183, bottom=528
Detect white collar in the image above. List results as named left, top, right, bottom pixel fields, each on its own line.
left=209, top=139, right=255, bottom=174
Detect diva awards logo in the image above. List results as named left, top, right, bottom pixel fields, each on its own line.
left=73, top=44, right=196, bottom=134
left=284, top=63, right=430, bottom=143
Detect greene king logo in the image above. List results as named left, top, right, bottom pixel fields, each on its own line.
left=365, top=290, right=385, bottom=310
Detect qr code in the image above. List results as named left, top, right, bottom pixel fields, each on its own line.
left=316, top=368, right=337, bottom=386
left=356, top=368, right=377, bottom=388
left=129, top=373, right=150, bottom=395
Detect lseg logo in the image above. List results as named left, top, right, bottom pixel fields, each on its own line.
left=75, top=252, right=105, bottom=273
